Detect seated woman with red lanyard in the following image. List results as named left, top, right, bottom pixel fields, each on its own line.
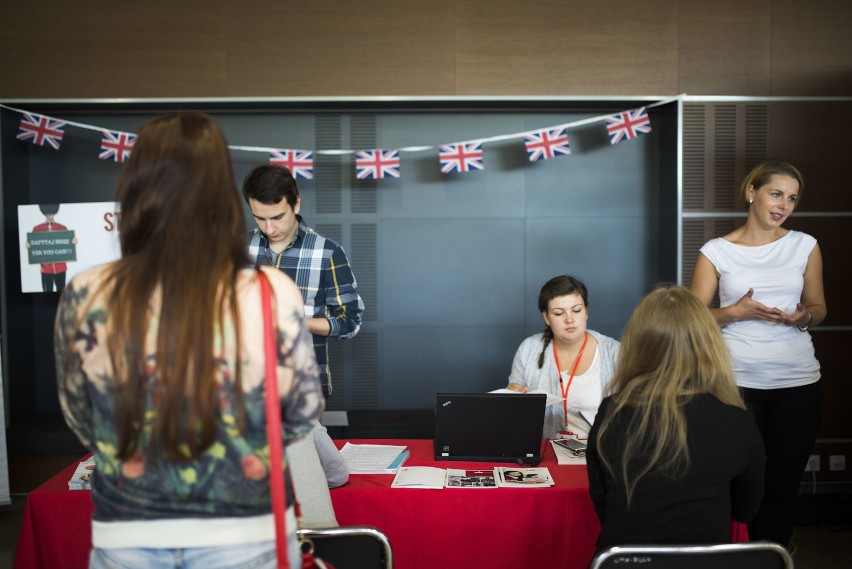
left=505, top=275, right=620, bottom=441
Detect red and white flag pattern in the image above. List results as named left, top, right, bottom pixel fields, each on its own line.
left=605, top=107, right=652, bottom=145
left=269, top=149, right=314, bottom=180
left=17, top=112, right=66, bottom=150
left=355, top=149, right=400, bottom=180
left=524, top=128, right=571, bottom=162
left=99, top=130, right=136, bottom=163
left=438, top=142, right=484, bottom=174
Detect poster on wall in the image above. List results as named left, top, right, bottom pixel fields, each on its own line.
left=17, top=202, right=121, bottom=293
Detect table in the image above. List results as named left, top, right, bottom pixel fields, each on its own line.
left=332, top=439, right=600, bottom=569
left=14, top=439, right=745, bottom=569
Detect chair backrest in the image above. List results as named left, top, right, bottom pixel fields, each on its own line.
left=588, top=542, right=794, bottom=569
left=297, top=525, right=393, bottom=569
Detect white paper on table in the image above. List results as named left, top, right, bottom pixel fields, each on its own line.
left=339, top=443, right=409, bottom=474
left=489, top=388, right=562, bottom=406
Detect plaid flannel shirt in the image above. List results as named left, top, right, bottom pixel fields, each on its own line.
left=248, top=216, right=364, bottom=397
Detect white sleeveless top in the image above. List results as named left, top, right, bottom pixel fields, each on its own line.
left=699, top=230, right=820, bottom=389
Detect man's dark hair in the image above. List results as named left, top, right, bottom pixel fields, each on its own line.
left=241, top=165, right=300, bottom=207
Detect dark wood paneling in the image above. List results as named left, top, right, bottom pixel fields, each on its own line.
left=223, top=1, right=457, bottom=97
left=769, top=102, right=852, bottom=212
left=2, top=1, right=852, bottom=97
left=811, top=331, right=852, bottom=438
left=678, top=0, right=771, bottom=95
left=454, top=0, right=679, bottom=95
left=784, top=218, right=851, bottom=328
left=771, top=0, right=852, bottom=96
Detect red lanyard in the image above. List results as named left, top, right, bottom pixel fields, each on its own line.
left=553, top=332, right=589, bottom=434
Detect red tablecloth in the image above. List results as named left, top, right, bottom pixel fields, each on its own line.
left=332, top=439, right=601, bottom=569
left=13, top=439, right=748, bottom=569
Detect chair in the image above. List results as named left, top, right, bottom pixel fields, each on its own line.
left=588, top=542, right=794, bottom=569
left=297, top=525, right=393, bottom=569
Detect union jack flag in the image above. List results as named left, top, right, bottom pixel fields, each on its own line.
left=269, top=149, right=314, bottom=180
left=524, top=128, right=571, bottom=162
left=99, top=130, right=136, bottom=163
left=355, top=149, right=400, bottom=180
left=438, top=142, right=484, bottom=174
left=605, top=107, right=652, bottom=145
left=16, top=112, right=66, bottom=150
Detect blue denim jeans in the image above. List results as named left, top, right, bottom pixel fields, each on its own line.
left=89, top=537, right=301, bottom=569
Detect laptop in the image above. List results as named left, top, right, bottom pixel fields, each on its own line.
left=433, top=393, right=547, bottom=466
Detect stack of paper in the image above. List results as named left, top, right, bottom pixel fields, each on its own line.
left=339, top=443, right=410, bottom=474
left=68, top=457, right=95, bottom=490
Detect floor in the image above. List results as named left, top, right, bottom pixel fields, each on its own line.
left=0, top=451, right=850, bottom=569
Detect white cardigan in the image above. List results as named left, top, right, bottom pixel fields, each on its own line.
left=507, top=329, right=620, bottom=439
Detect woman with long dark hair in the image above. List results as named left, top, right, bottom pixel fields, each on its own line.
left=55, top=113, right=322, bottom=568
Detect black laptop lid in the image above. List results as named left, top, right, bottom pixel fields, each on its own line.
left=433, top=393, right=546, bottom=465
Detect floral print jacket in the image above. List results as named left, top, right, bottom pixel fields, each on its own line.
left=54, top=266, right=323, bottom=521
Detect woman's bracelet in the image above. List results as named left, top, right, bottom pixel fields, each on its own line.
left=796, top=310, right=814, bottom=332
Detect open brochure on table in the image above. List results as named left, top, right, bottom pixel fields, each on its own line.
left=339, top=442, right=410, bottom=474
left=494, top=466, right=554, bottom=487
left=392, top=466, right=553, bottom=489
left=392, top=467, right=498, bottom=489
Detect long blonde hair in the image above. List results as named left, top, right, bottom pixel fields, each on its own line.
left=594, top=285, right=744, bottom=505
left=104, top=113, right=248, bottom=462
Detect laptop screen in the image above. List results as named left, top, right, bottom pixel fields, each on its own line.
left=433, top=393, right=546, bottom=465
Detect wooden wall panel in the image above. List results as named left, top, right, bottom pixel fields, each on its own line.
left=769, top=102, right=852, bottom=211
left=223, top=1, right=457, bottom=97
left=771, top=0, right=852, bottom=96
left=0, top=1, right=229, bottom=98
left=453, top=0, right=679, bottom=95
left=2, top=1, right=852, bottom=97
left=678, top=0, right=771, bottom=95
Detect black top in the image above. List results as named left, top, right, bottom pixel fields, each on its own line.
left=586, top=393, right=765, bottom=549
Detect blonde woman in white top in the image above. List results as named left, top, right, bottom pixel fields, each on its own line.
left=690, top=159, right=827, bottom=549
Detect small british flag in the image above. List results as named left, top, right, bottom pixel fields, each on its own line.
left=438, top=142, right=484, bottom=174
left=355, top=149, right=400, bottom=180
left=605, top=107, right=652, bottom=145
left=269, top=149, right=314, bottom=180
left=16, top=112, right=66, bottom=150
left=99, top=130, right=136, bottom=163
left=524, top=128, right=571, bottom=162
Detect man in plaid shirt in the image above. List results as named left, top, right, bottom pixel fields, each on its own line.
left=242, top=165, right=364, bottom=398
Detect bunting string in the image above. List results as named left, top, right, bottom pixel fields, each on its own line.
left=1, top=96, right=680, bottom=178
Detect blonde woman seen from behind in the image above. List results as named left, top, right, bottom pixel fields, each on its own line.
left=55, top=113, right=323, bottom=569
left=586, top=286, right=765, bottom=550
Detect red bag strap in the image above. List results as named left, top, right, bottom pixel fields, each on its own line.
left=258, top=270, right=290, bottom=569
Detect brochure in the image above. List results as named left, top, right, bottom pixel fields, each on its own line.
left=391, top=467, right=498, bottom=489
left=494, top=466, right=554, bottom=488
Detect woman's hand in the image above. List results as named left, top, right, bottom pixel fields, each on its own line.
left=781, top=302, right=812, bottom=327
left=731, top=288, right=785, bottom=323
left=505, top=383, right=528, bottom=393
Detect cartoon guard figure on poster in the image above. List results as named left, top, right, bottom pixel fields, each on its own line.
left=25, top=203, right=78, bottom=292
